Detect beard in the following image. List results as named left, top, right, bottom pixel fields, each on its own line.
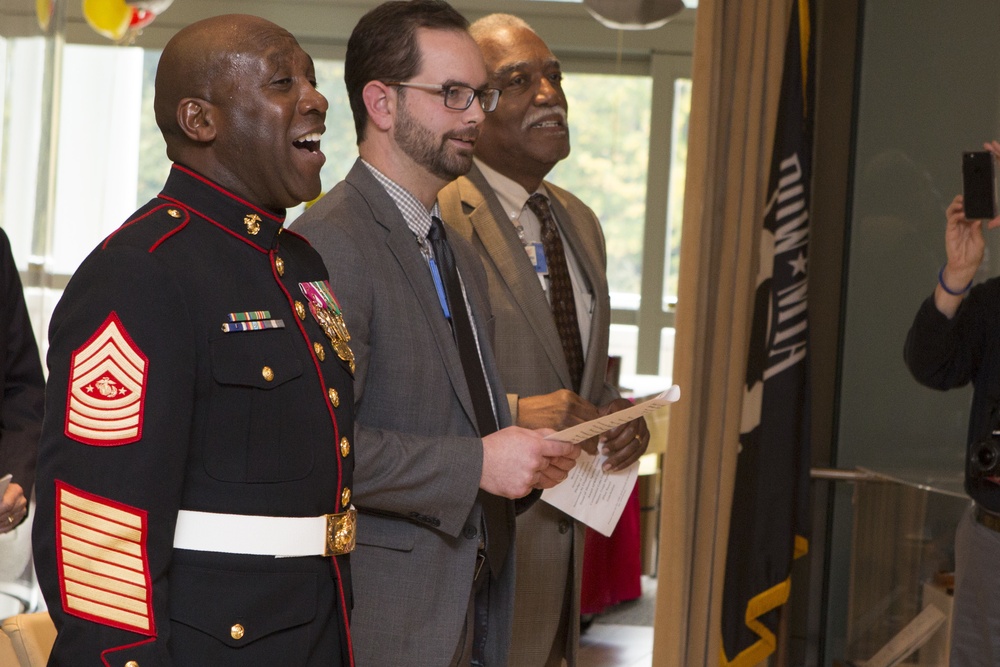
left=394, top=97, right=476, bottom=182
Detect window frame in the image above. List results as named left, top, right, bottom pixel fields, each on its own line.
left=1, top=0, right=694, bottom=377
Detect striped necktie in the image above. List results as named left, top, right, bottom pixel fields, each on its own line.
left=526, top=193, right=584, bottom=392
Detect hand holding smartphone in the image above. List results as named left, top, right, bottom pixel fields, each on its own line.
left=0, top=473, right=12, bottom=502
left=963, top=150, right=997, bottom=219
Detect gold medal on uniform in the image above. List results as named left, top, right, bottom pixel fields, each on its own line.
left=299, top=281, right=355, bottom=373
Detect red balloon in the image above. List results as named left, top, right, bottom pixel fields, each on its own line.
left=128, top=8, right=156, bottom=29
left=125, top=0, right=173, bottom=13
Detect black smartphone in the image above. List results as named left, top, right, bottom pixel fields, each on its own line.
left=963, top=151, right=997, bottom=219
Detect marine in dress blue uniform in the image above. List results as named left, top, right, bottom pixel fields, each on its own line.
left=31, top=15, right=355, bottom=666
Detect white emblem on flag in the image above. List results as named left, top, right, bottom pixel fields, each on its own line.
left=55, top=482, right=153, bottom=635
left=66, top=313, right=148, bottom=446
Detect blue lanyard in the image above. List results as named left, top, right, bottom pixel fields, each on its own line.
left=428, top=256, right=451, bottom=319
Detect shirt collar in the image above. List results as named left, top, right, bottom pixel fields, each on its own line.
left=474, top=157, right=549, bottom=222
left=361, top=159, right=440, bottom=241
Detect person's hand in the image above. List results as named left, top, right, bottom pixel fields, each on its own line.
left=596, top=398, right=651, bottom=472
left=943, top=194, right=988, bottom=281
left=480, top=426, right=579, bottom=497
left=936, top=190, right=998, bottom=318
left=516, top=389, right=600, bottom=430
left=516, top=389, right=600, bottom=453
left=0, top=483, right=28, bottom=533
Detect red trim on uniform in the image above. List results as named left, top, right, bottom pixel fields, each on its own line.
left=332, top=557, right=356, bottom=666
left=148, top=204, right=190, bottom=252
left=64, top=312, right=148, bottom=447
left=102, top=204, right=186, bottom=251
left=282, top=227, right=313, bottom=246
left=272, top=250, right=354, bottom=663
left=54, top=481, right=155, bottom=638
left=161, top=194, right=273, bottom=254
left=100, top=636, right=156, bottom=667
left=272, top=251, right=343, bottom=508
left=171, top=164, right=285, bottom=223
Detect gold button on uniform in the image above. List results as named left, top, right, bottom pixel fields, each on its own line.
left=295, top=301, right=306, bottom=320
left=341, top=487, right=351, bottom=507
left=328, top=387, right=340, bottom=407
left=275, top=256, right=285, bottom=276
left=340, top=436, right=350, bottom=458
left=262, top=366, right=274, bottom=382
left=231, top=623, right=245, bottom=640
left=167, top=208, right=181, bottom=218
left=125, top=662, right=139, bottom=667
left=314, top=342, right=326, bottom=361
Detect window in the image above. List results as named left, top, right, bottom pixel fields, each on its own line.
left=549, top=73, right=652, bottom=304
left=0, top=11, right=692, bottom=383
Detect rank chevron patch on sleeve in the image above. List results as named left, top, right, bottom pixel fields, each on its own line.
left=66, top=312, right=148, bottom=446
left=55, top=481, right=154, bottom=635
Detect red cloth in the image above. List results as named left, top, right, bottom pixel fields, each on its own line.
left=580, top=481, right=642, bottom=614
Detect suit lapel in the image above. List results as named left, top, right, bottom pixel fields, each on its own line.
left=461, top=169, right=573, bottom=388
left=347, top=163, right=481, bottom=429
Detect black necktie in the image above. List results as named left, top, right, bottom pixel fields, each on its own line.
left=427, top=218, right=509, bottom=573
left=427, top=216, right=514, bottom=665
left=427, top=217, right=498, bottom=436
left=526, top=193, right=585, bottom=392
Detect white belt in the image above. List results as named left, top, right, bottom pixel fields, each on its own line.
left=173, top=508, right=356, bottom=558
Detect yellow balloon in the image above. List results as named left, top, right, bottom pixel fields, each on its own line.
left=82, top=0, right=131, bottom=41
left=36, top=0, right=53, bottom=32
left=304, top=191, right=326, bottom=210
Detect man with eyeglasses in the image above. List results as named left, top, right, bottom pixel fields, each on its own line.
left=290, top=1, right=580, bottom=665
left=438, top=14, right=651, bottom=665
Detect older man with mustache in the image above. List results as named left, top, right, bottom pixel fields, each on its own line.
left=438, top=13, right=651, bottom=666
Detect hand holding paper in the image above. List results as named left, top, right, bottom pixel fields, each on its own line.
left=544, top=385, right=680, bottom=444
left=542, top=385, right=680, bottom=536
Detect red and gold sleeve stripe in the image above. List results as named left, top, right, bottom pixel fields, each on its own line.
left=55, top=481, right=154, bottom=636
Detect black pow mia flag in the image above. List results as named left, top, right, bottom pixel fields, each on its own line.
left=721, top=1, right=814, bottom=664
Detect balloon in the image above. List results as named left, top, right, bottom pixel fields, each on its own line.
left=36, top=0, right=54, bottom=32
left=82, top=0, right=131, bottom=41
left=128, top=8, right=156, bottom=30
left=121, top=0, right=173, bottom=42
left=304, top=191, right=326, bottom=210
left=125, top=0, right=173, bottom=13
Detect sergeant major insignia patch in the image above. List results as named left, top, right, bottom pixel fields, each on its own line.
left=66, top=312, right=148, bottom=446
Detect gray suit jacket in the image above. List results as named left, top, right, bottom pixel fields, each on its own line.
left=438, top=165, right=617, bottom=665
left=290, top=159, right=516, bottom=667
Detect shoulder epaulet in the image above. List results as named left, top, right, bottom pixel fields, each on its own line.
left=101, top=200, right=190, bottom=254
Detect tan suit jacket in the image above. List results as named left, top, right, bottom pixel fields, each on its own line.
left=439, top=165, right=617, bottom=666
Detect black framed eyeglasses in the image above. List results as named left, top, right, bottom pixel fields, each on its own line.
left=386, top=81, right=501, bottom=113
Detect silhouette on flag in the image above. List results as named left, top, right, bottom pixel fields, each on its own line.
left=721, top=0, right=814, bottom=665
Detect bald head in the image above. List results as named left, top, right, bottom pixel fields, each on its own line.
left=154, top=14, right=296, bottom=154
left=151, top=14, right=329, bottom=212
left=468, top=14, right=534, bottom=70
left=469, top=14, right=532, bottom=41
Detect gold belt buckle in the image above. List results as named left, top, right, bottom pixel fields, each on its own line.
left=324, top=508, right=357, bottom=557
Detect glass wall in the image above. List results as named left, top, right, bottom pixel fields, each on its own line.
left=828, top=1, right=1000, bottom=662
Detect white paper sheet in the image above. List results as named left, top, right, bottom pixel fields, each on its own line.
left=541, top=385, right=680, bottom=536
left=541, top=450, right=638, bottom=537
left=542, top=385, right=680, bottom=445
